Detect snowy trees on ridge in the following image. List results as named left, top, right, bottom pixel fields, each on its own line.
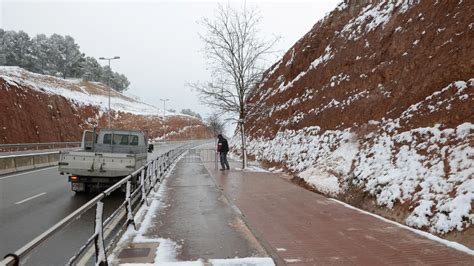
left=0, top=29, right=130, bottom=92
left=181, top=108, right=202, bottom=119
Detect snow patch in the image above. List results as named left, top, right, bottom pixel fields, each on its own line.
left=0, top=66, right=161, bottom=115
left=341, top=1, right=417, bottom=40
left=210, top=258, right=274, bottom=266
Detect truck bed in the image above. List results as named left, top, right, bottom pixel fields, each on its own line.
left=58, top=151, right=146, bottom=178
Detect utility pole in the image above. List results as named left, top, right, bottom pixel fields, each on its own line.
left=160, top=98, right=169, bottom=140
left=99, top=56, right=120, bottom=128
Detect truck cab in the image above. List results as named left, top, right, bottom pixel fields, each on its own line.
left=59, top=129, right=153, bottom=192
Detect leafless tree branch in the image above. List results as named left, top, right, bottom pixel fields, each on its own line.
left=192, top=3, right=279, bottom=168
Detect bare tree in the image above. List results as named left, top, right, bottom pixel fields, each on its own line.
left=191, top=3, right=278, bottom=168
left=206, top=113, right=225, bottom=137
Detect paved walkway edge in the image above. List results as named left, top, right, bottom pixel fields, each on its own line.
left=202, top=156, right=473, bottom=265
left=203, top=163, right=286, bottom=266
left=329, top=198, right=474, bottom=256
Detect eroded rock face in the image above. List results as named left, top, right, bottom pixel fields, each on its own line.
left=0, top=72, right=212, bottom=144
left=242, top=1, right=473, bottom=245
left=247, top=0, right=473, bottom=136
left=0, top=79, right=93, bottom=143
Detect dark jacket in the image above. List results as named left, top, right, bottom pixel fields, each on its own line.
left=217, top=137, right=229, bottom=153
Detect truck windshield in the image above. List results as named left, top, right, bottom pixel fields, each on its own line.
left=103, top=134, right=139, bottom=146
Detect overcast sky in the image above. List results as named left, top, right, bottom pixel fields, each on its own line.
left=1, top=0, right=340, bottom=119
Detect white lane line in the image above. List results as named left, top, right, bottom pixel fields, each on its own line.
left=14, top=192, right=47, bottom=205
left=0, top=166, right=57, bottom=181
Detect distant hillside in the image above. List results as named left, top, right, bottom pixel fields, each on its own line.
left=0, top=66, right=211, bottom=143
left=0, top=30, right=130, bottom=92
left=239, top=0, right=474, bottom=248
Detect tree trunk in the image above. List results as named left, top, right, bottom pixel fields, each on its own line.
left=240, top=119, right=247, bottom=169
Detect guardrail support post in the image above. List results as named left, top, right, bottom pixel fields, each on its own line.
left=140, top=169, right=148, bottom=206
left=94, top=201, right=107, bottom=266
left=152, top=160, right=158, bottom=192
left=159, top=162, right=163, bottom=181
left=125, top=181, right=136, bottom=230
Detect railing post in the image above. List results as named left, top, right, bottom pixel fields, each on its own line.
left=146, top=164, right=152, bottom=191
left=159, top=162, right=163, bottom=180
left=167, top=151, right=171, bottom=170
left=152, top=160, right=158, bottom=192
left=140, top=169, right=148, bottom=206
left=125, top=181, right=136, bottom=230
left=163, top=154, right=167, bottom=171
left=94, top=201, right=107, bottom=266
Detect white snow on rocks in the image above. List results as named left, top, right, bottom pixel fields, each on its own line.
left=299, top=168, right=341, bottom=196
left=355, top=121, right=474, bottom=235
left=342, top=1, right=418, bottom=40
left=240, top=78, right=473, bottom=236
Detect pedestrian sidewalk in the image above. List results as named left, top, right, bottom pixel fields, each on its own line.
left=110, top=151, right=473, bottom=265
left=109, top=151, right=273, bottom=265
left=203, top=159, right=474, bottom=265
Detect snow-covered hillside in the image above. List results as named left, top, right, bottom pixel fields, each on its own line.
left=0, top=66, right=160, bottom=115
left=244, top=79, right=473, bottom=235
left=238, top=0, right=474, bottom=247
left=0, top=67, right=212, bottom=143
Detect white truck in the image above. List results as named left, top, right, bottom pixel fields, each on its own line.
left=58, top=129, right=154, bottom=193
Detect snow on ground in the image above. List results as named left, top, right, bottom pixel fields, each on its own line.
left=299, top=168, right=341, bottom=196
left=122, top=258, right=274, bottom=266
left=108, top=156, right=183, bottom=265
left=234, top=165, right=269, bottom=173
left=109, top=153, right=275, bottom=265
left=355, top=122, right=474, bottom=234
left=237, top=79, right=473, bottom=235
left=210, top=258, right=274, bottom=266
left=0, top=66, right=161, bottom=115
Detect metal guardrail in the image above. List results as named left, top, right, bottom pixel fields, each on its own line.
left=181, top=148, right=219, bottom=169
left=0, top=139, right=209, bottom=153
left=1, top=144, right=190, bottom=266
left=0, top=142, right=81, bottom=153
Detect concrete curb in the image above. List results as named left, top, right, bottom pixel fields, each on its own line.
left=0, top=152, right=59, bottom=175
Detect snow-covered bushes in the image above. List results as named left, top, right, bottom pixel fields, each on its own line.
left=238, top=121, right=473, bottom=235
left=238, top=78, right=473, bottom=235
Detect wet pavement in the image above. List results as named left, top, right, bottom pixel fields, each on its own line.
left=139, top=152, right=267, bottom=261
left=114, top=147, right=473, bottom=265
left=202, top=159, right=474, bottom=265
left=0, top=141, right=192, bottom=265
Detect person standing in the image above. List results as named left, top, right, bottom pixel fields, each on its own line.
left=217, top=134, right=230, bottom=170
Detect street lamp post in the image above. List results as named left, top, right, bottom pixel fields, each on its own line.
left=99, top=56, right=120, bottom=128
left=160, top=99, right=169, bottom=140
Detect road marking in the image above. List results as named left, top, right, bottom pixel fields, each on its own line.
left=0, top=166, right=57, bottom=180
left=15, top=192, right=47, bottom=205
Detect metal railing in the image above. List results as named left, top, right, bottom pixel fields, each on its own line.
left=0, top=142, right=81, bottom=153
left=181, top=149, right=217, bottom=163
left=1, top=144, right=190, bottom=266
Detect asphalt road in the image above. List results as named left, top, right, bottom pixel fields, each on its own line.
left=0, top=141, right=202, bottom=265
